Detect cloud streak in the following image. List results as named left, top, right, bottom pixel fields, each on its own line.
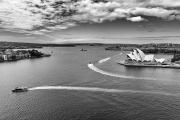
left=0, top=0, right=180, bottom=34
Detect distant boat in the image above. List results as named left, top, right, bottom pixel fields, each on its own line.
left=12, top=87, right=28, bottom=93
left=80, top=49, right=87, bottom=51
left=42, top=54, right=51, bottom=57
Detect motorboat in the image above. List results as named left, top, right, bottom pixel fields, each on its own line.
left=80, top=49, right=87, bottom=51
left=12, top=87, right=28, bottom=93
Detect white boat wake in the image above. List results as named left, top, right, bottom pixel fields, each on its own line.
left=98, top=57, right=111, bottom=64
left=29, top=85, right=179, bottom=96
left=98, top=53, right=123, bottom=64
left=88, top=63, right=157, bottom=81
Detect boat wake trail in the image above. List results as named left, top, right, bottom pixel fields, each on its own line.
left=98, top=53, right=123, bottom=64
left=88, top=63, right=157, bottom=81
left=29, top=86, right=179, bottom=96
left=98, top=57, right=111, bottom=64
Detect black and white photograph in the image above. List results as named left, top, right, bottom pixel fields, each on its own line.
left=1, top=0, right=180, bottom=120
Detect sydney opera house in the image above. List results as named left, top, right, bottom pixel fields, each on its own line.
left=118, top=48, right=180, bottom=68
left=124, top=48, right=166, bottom=64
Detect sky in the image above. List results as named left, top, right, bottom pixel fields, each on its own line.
left=0, top=0, right=180, bottom=43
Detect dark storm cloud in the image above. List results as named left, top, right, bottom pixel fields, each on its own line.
left=0, top=0, right=180, bottom=34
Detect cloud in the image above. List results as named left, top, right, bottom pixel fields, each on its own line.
left=127, top=16, right=146, bottom=22
left=0, top=0, right=180, bottom=34
left=148, top=0, right=180, bottom=8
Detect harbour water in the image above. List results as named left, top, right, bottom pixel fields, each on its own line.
left=1, top=46, right=180, bottom=120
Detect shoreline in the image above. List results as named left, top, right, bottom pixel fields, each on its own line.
left=0, top=54, right=51, bottom=63
left=118, top=60, right=180, bottom=69
left=1, top=41, right=180, bottom=54
left=0, top=49, right=51, bottom=63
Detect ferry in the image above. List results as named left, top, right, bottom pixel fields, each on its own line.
left=80, top=49, right=87, bottom=51
left=12, top=87, right=28, bottom=93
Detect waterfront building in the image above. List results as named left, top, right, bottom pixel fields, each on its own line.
left=2, top=55, right=8, bottom=61
left=0, top=49, right=48, bottom=62
left=126, top=48, right=165, bottom=63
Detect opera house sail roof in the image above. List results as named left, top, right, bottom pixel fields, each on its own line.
left=126, top=49, right=165, bottom=63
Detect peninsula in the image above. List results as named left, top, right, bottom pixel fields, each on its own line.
left=118, top=48, right=180, bottom=69
left=0, top=49, right=50, bottom=63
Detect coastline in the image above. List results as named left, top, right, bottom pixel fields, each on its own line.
left=1, top=41, right=180, bottom=54
left=118, top=60, right=180, bottom=69
left=1, top=41, right=180, bottom=64
left=0, top=49, right=51, bottom=63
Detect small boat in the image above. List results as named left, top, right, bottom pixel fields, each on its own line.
left=12, top=87, right=28, bottom=93
left=42, top=54, right=51, bottom=57
left=80, top=49, right=87, bottom=51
